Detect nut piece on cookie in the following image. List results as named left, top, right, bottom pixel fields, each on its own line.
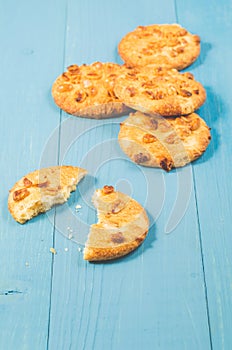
left=52, top=62, right=132, bottom=119
left=92, top=185, right=131, bottom=214
left=8, top=166, right=87, bottom=224
left=83, top=186, right=149, bottom=261
left=113, top=66, right=206, bottom=117
left=118, top=23, right=201, bottom=70
left=118, top=111, right=211, bottom=171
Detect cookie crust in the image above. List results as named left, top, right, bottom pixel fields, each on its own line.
left=118, top=111, right=211, bottom=171
left=118, top=23, right=200, bottom=70
left=84, top=186, right=149, bottom=261
left=52, top=62, right=131, bottom=119
left=114, top=66, right=206, bottom=116
left=8, top=166, right=87, bottom=223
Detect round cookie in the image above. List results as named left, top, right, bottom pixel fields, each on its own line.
left=52, top=62, right=132, bottom=119
left=8, top=166, right=87, bottom=224
left=84, top=185, right=149, bottom=261
left=118, top=111, right=211, bottom=171
left=118, top=23, right=200, bottom=70
left=114, top=66, right=206, bottom=116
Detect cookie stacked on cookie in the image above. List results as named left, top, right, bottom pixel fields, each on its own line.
left=118, top=23, right=200, bottom=70
left=114, top=66, right=206, bottom=116
left=113, top=65, right=210, bottom=171
left=52, top=23, right=211, bottom=171
left=115, top=24, right=211, bottom=170
left=52, top=62, right=132, bottom=119
left=118, top=111, right=211, bottom=171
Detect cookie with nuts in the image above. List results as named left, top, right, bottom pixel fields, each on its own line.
left=114, top=66, right=206, bottom=116
left=83, top=185, right=149, bottom=261
left=118, top=23, right=200, bottom=70
left=118, top=111, right=211, bottom=171
left=52, top=62, right=132, bottom=119
left=8, top=166, right=87, bottom=224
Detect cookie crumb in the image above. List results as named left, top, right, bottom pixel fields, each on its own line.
left=64, top=247, right=69, bottom=252
left=25, top=262, right=29, bottom=267
left=75, top=204, right=82, bottom=210
left=50, top=247, right=57, bottom=254
left=68, top=233, right=73, bottom=240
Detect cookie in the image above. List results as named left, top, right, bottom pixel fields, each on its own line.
left=118, top=111, right=211, bottom=171
left=118, top=23, right=200, bottom=70
left=8, top=166, right=87, bottom=224
left=114, top=66, right=206, bottom=116
left=52, top=62, right=132, bottom=119
left=83, top=185, right=149, bottom=261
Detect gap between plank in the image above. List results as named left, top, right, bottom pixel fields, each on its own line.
left=192, top=167, right=213, bottom=350
left=174, top=2, right=213, bottom=347
left=45, top=2, right=214, bottom=349
left=46, top=1, right=69, bottom=348
left=174, top=0, right=179, bottom=23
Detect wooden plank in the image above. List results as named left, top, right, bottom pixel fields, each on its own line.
left=47, top=1, right=212, bottom=349
left=0, top=0, right=66, bottom=349
left=175, top=0, right=232, bottom=348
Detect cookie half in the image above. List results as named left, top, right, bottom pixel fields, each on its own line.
left=8, top=166, right=87, bottom=224
left=118, top=23, right=200, bottom=70
left=118, top=111, right=211, bottom=171
left=52, top=62, right=132, bottom=119
left=83, top=185, right=149, bottom=261
left=114, top=66, right=206, bottom=116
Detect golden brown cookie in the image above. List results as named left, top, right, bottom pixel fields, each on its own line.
left=83, top=185, right=149, bottom=261
left=118, top=111, right=211, bottom=171
left=118, top=23, right=200, bottom=70
left=52, top=62, right=132, bottom=119
left=8, top=166, right=87, bottom=224
left=114, top=66, right=206, bottom=116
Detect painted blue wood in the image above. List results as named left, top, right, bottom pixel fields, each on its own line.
left=47, top=1, right=211, bottom=349
left=0, top=0, right=66, bottom=349
left=175, top=0, right=232, bottom=349
left=1, top=0, right=232, bottom=349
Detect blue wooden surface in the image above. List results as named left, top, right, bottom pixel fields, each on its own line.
left=0, top=0, right=231, bottom=349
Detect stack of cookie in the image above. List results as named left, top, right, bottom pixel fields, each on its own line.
left=52, top=23, right=211, bottom=171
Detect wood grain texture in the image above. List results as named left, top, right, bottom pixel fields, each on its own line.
left=1, top=0, right=231, bottom=349
left=47, top=1, right=211, bottom=349
left=0, top=0, right=66, bottom=349
left=175, top=0, right=232, bottom=348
